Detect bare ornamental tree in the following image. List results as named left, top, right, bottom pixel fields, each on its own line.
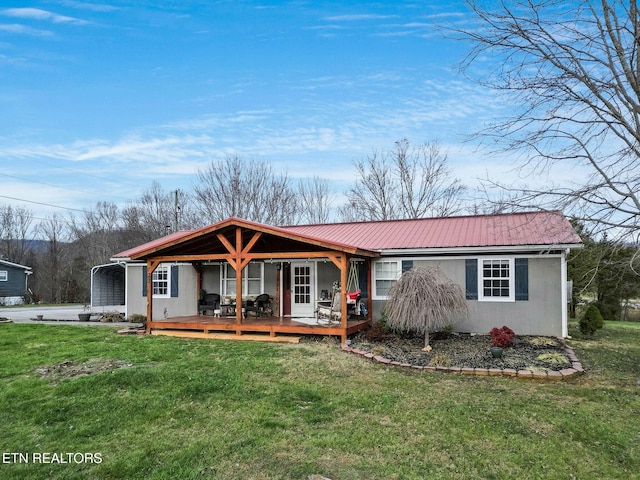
left=455, top=0, right=640, bottom=243
left=384, top=266, right=468, bottom=349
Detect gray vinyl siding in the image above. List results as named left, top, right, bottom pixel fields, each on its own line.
left=126, top=263, right=198, bottom=320
left=372, top=256, right=564, bottom=337
left=316, top=261, right=340, bottom=294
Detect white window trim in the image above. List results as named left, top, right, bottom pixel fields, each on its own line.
left=220, top=262, right=264, bottom=296
left=372, top=260, right=401, bottom=300
left=478, top=257, right=515, bottom=302
left=152, top=265, right=171, bottom=299
left=0, top=271, right=7, bottom=281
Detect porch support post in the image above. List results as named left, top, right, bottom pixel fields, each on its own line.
left=367, top=257, right=373, bottom=321
left=193, top=263, right=202, bottom=315
left=275, top=264, right=281, bottom=317
left=145, top=259, right=161, bottom=334
left=235, top=227, right=243, bottom=327
left=340, top=254, right=348, bottom=344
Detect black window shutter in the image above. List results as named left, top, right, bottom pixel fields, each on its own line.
left=465, top=259, right=478, bottom=300
left=142, top=266, right=147, bottom=297
left=515, top=258, right=529, bottom=301
left=401, top=260, right=413, bottom=273
left=170, top=265, right=179, bottom=297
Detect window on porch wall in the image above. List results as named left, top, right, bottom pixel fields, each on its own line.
left=152, top=266, right=169, bottom=296
left=222, top=262, right=263, bottom=296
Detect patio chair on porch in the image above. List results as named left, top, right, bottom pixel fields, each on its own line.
left=245, top=293, right=272, bottom=317
left=317, top=289, right=342, bottom=323
left=199, top=293, right=221, bottom=316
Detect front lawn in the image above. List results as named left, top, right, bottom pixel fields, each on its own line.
left=0, top=321, right=638, bottom=479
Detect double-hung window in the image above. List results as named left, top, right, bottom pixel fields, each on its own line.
left=0, top=271, right=7, bottom=282
left=142, top=264, right=178, bottom=298
left=479, top=258, right=514, bottom=302
left=152, top=265, right=170, bottom=297
left=222, top=262, right=264, bottom=296
left=373, top=260, right=400, bottom=299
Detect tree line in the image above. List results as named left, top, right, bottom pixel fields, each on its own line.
left=0, top=139, right=467, bottom=304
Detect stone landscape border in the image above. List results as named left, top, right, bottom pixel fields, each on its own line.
left=342, top=337, right=585, bottom=381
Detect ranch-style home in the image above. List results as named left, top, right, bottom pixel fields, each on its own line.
left=106, top=211, right=582, bottom=343
left=0, top=259, right=32, bottom=306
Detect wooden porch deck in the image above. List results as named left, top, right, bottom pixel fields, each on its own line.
left=147, top=314, right=371, bottom=343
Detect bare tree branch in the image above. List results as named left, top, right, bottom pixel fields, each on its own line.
left=340, top=139, right=465, bottom=221
left=453, top=0, right=640, bottom=241
left=297, top=176, right=335, bottom=225
left=193, top=155, right=299, bottom=225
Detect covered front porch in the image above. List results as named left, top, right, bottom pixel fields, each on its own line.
left=130, top=218, right=379, bottom=343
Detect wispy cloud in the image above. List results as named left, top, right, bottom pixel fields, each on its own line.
left=57, top=1, right=120, bottom=12
left=0, top=23, right=54, bottom=36
left=323, top=14, right=399, bottom=22
left=0, top=8, right=87, bottom=25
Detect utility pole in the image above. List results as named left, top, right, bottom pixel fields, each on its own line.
left=174, top=189, right=180, bottom=232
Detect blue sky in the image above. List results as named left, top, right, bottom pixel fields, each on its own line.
left=0, top=1, right=516, bottom=224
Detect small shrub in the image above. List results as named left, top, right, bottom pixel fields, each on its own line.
left=128, top=314, right=147, bottom=324
left=429, top=353, right=452, bottom=367
left=530, top=337, right=558, bottom=347
left=441, top=324, right=454, bottom=334
left=489, top=325, right=515, bottom=348
left=536, top=353, right=570, bottom=366
left=579, top=304, right=604, bottom=336
left=491, top=333, right=513, bottom=348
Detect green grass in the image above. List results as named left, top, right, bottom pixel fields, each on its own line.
left=0, top=322, right=639, bottom=480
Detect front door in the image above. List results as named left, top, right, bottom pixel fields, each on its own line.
left=291, top=262, right=315, bottom=317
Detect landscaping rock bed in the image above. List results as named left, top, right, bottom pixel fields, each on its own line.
left=349, top=330, right=573, bottom=372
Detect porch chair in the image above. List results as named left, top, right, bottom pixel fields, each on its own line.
left=317, top=289, right=342, bottom=323
left=245, top=293, right=272, bottom=317
left=199, top=293, right=221, bottom=316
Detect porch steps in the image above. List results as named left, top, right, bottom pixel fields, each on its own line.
left=151, top=329, right=302, bottom=343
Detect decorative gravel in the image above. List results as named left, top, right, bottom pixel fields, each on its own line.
left=349, top=331, right=571, bottom=371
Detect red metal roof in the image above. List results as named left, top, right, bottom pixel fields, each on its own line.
left=113, top=229, right=196, bottom=259
left=113, top=211, right=581, bottom=259
left=283, top=211, right=582, bottom=251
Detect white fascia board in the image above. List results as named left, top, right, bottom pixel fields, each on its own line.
left=379, top=244, right=583, bottom=256
left=0, top=259, right=32, bottom=270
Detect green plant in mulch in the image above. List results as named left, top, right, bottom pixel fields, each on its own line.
left=429, top=353, right=452, bottom=367
left=371, top=346, right=385, bottom=356
left=529, top=337, right=559, bottom=347
left=536, top=352, right=570, bottom=366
